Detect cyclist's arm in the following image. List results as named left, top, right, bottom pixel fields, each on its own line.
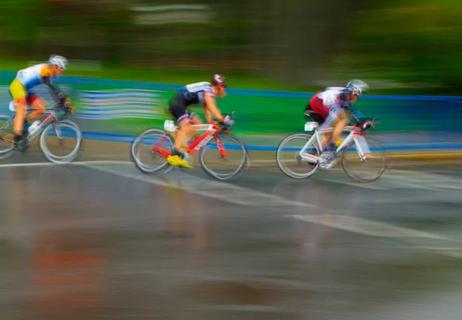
left=204, top=107, right=213, bottom=124
left=42, top=76, right=65, bottom=104
left=349, top=108, right=367, bottom=123
left=204, top=94, right=224, bottom=122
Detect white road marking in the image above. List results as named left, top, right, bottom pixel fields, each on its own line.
left=415, top=246, right=462, bottom=259
left=0, top=160, right=453, bottom=243
left=320, top=177, right=386, bottom=190
left=385, top=170, right=462, bottom=191
left=0, top=162, right=56, bottom=168
left=292, top=214, right=444, bottom=240
left=78, top=162, right=317, bottom=208
left=0, top=160, right=132, bottom=168
left=80, top=162, right=450, bottom=242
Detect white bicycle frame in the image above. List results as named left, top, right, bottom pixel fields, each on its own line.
left=299, top=122, right=371, bottom=164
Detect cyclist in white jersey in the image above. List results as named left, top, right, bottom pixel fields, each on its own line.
left=8, top=55, right=69, bottom=150
left=306, top=79, right=369, bottom=168
left=167, top=74, right=233, bottom=168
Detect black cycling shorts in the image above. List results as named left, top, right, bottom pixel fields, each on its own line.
left=168, top=94, right=192, bottom=123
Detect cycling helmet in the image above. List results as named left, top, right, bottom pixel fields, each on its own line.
left=48, top=55, right=68, bottom=70
left=346, top=79, right=369, bottom=96
left=211, top=74, right=227, bottom=87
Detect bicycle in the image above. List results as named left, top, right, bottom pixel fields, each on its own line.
left=276, top=111, right=387, bottom=182
left=0, top=100, right=82, bottom=163
left=131, top=118, right=248, bottom=181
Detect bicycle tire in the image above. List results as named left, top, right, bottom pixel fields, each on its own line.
left=40, top=119, right=82, bottom=164
left=199, top=134, right=248, bottom=181
left=0, top=114, right=14, bottom=159
left=131, top=128, right=173, bottom=173
left=276, top=133, right=320, bottom=179
left=341, top=137, right=387, bottom=183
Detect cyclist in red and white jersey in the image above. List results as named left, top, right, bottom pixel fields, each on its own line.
left=307, top=79, right=369, bottom=168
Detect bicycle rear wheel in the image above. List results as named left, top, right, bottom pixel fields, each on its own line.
left=341, top=137, right=387, bottom=182
left=40, top=120, right=82, bottom=164
left=276, top=133, right=320, bottom=179
left=199, top=134, right=248, bottom=181
left=131, top=129, right=173, bottom=173
left=0, top=114, right=14, bottom=159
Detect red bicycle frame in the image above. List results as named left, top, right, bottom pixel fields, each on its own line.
left=152, top=123, right=228, bottom=158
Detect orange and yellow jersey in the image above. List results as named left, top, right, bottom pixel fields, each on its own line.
left=15, top=64, right=57, bottom=89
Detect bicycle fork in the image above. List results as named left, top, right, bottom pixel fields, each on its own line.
left=215, top=137, right=227, bottom=158
left=336, top=132, right=371, bottom=161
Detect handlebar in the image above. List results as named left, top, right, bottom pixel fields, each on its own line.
left=215, top=113, right=234, bottom=133
left=356, top=118, right=376, bottom=131
left=53, top=97, right=74, bottom=117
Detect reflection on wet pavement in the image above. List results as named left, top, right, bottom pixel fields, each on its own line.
left=0, top=161, right=461, bottom=319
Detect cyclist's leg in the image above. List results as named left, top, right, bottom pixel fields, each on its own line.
left=319, top=113, right=336, bottom=149
left=190, top=113, right=202, bottom=125
left=319, top=109, right=351, bottom=168
left=332, top=109, right=349, bottom=147
left=168, top=95, right=188, bottom=151
left=27, top=95, right=47, bottom=122
left=9, top=79, right=27, bottom=137
left=175, top=117, right=192, bottom=152
left=309, top=98, right=330, bottom=147
left=167, top=97, right=193, bottom=168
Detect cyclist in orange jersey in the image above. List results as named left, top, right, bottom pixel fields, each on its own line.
left=9, top=55, right=69, bottom=150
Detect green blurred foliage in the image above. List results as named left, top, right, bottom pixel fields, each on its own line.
left=0, top=0, right=461, bottom=93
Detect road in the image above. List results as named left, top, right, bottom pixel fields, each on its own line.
left=0, top=142, right=461, bottom=320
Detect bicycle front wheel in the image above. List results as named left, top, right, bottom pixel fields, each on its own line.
left=131, top=129, right=173, bottom=173
left=199, top=134, right=248, bottom=181
left=40, top=120, right=82, bottom=164
left=276, top=133, right=320, bottom=179
left=341, top=137, right=387, bottom=183
left=0, top=114, right=14, bottom=159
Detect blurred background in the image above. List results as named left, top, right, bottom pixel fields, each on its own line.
left=1, top=3, right=462, bottom=320
left=0, top=0, right=461, bottom=138
left=1, top=0, right=462, bottom=93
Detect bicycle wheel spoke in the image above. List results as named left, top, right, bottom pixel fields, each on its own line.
left=131, top=129, right=172, bottom=173
left=341, top=137, right=387, bottom=182
left=40, top=120, right=81, bottom=163
left=199, top=134, right=248, bottom=180
left=0, top=115, right=14, bottom=159
left=276, top=133, right=320, bottom=179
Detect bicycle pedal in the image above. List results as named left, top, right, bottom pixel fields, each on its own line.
left=320, top=159, right=338, bottom=170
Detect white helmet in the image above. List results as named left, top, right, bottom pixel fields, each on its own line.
left=211, top=74, right=227, bottom=87
left=346, top=79, right=369, bottom=95
left=48, top=55, right=68, bottom=70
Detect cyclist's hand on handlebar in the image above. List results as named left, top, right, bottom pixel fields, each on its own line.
left=360, top=118, right=375, bottom=130
left=217, top=115, right=234, bottom=131
left=223, top=114, right=234, bottom=127
left=63, top=98, right=74, bottom=114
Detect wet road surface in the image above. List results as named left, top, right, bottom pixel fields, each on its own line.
left=0, top=144, right=461, bottom=320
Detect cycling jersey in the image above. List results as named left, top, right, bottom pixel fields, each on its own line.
left=315, top=87, right=351, bottom=110
left=178, top=82, right=215, bottom=106
left=169, top=82, right=215, bottom=122
left=308, top=87, right=352, bottom=128
left=16, top=64, right=57, bottom=89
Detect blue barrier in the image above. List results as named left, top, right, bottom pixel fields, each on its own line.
left=1, top=72, right=462, bottom=133
left=81, top=131, right=462, bottom=152
left=1, top=71, right=461, bottom=101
